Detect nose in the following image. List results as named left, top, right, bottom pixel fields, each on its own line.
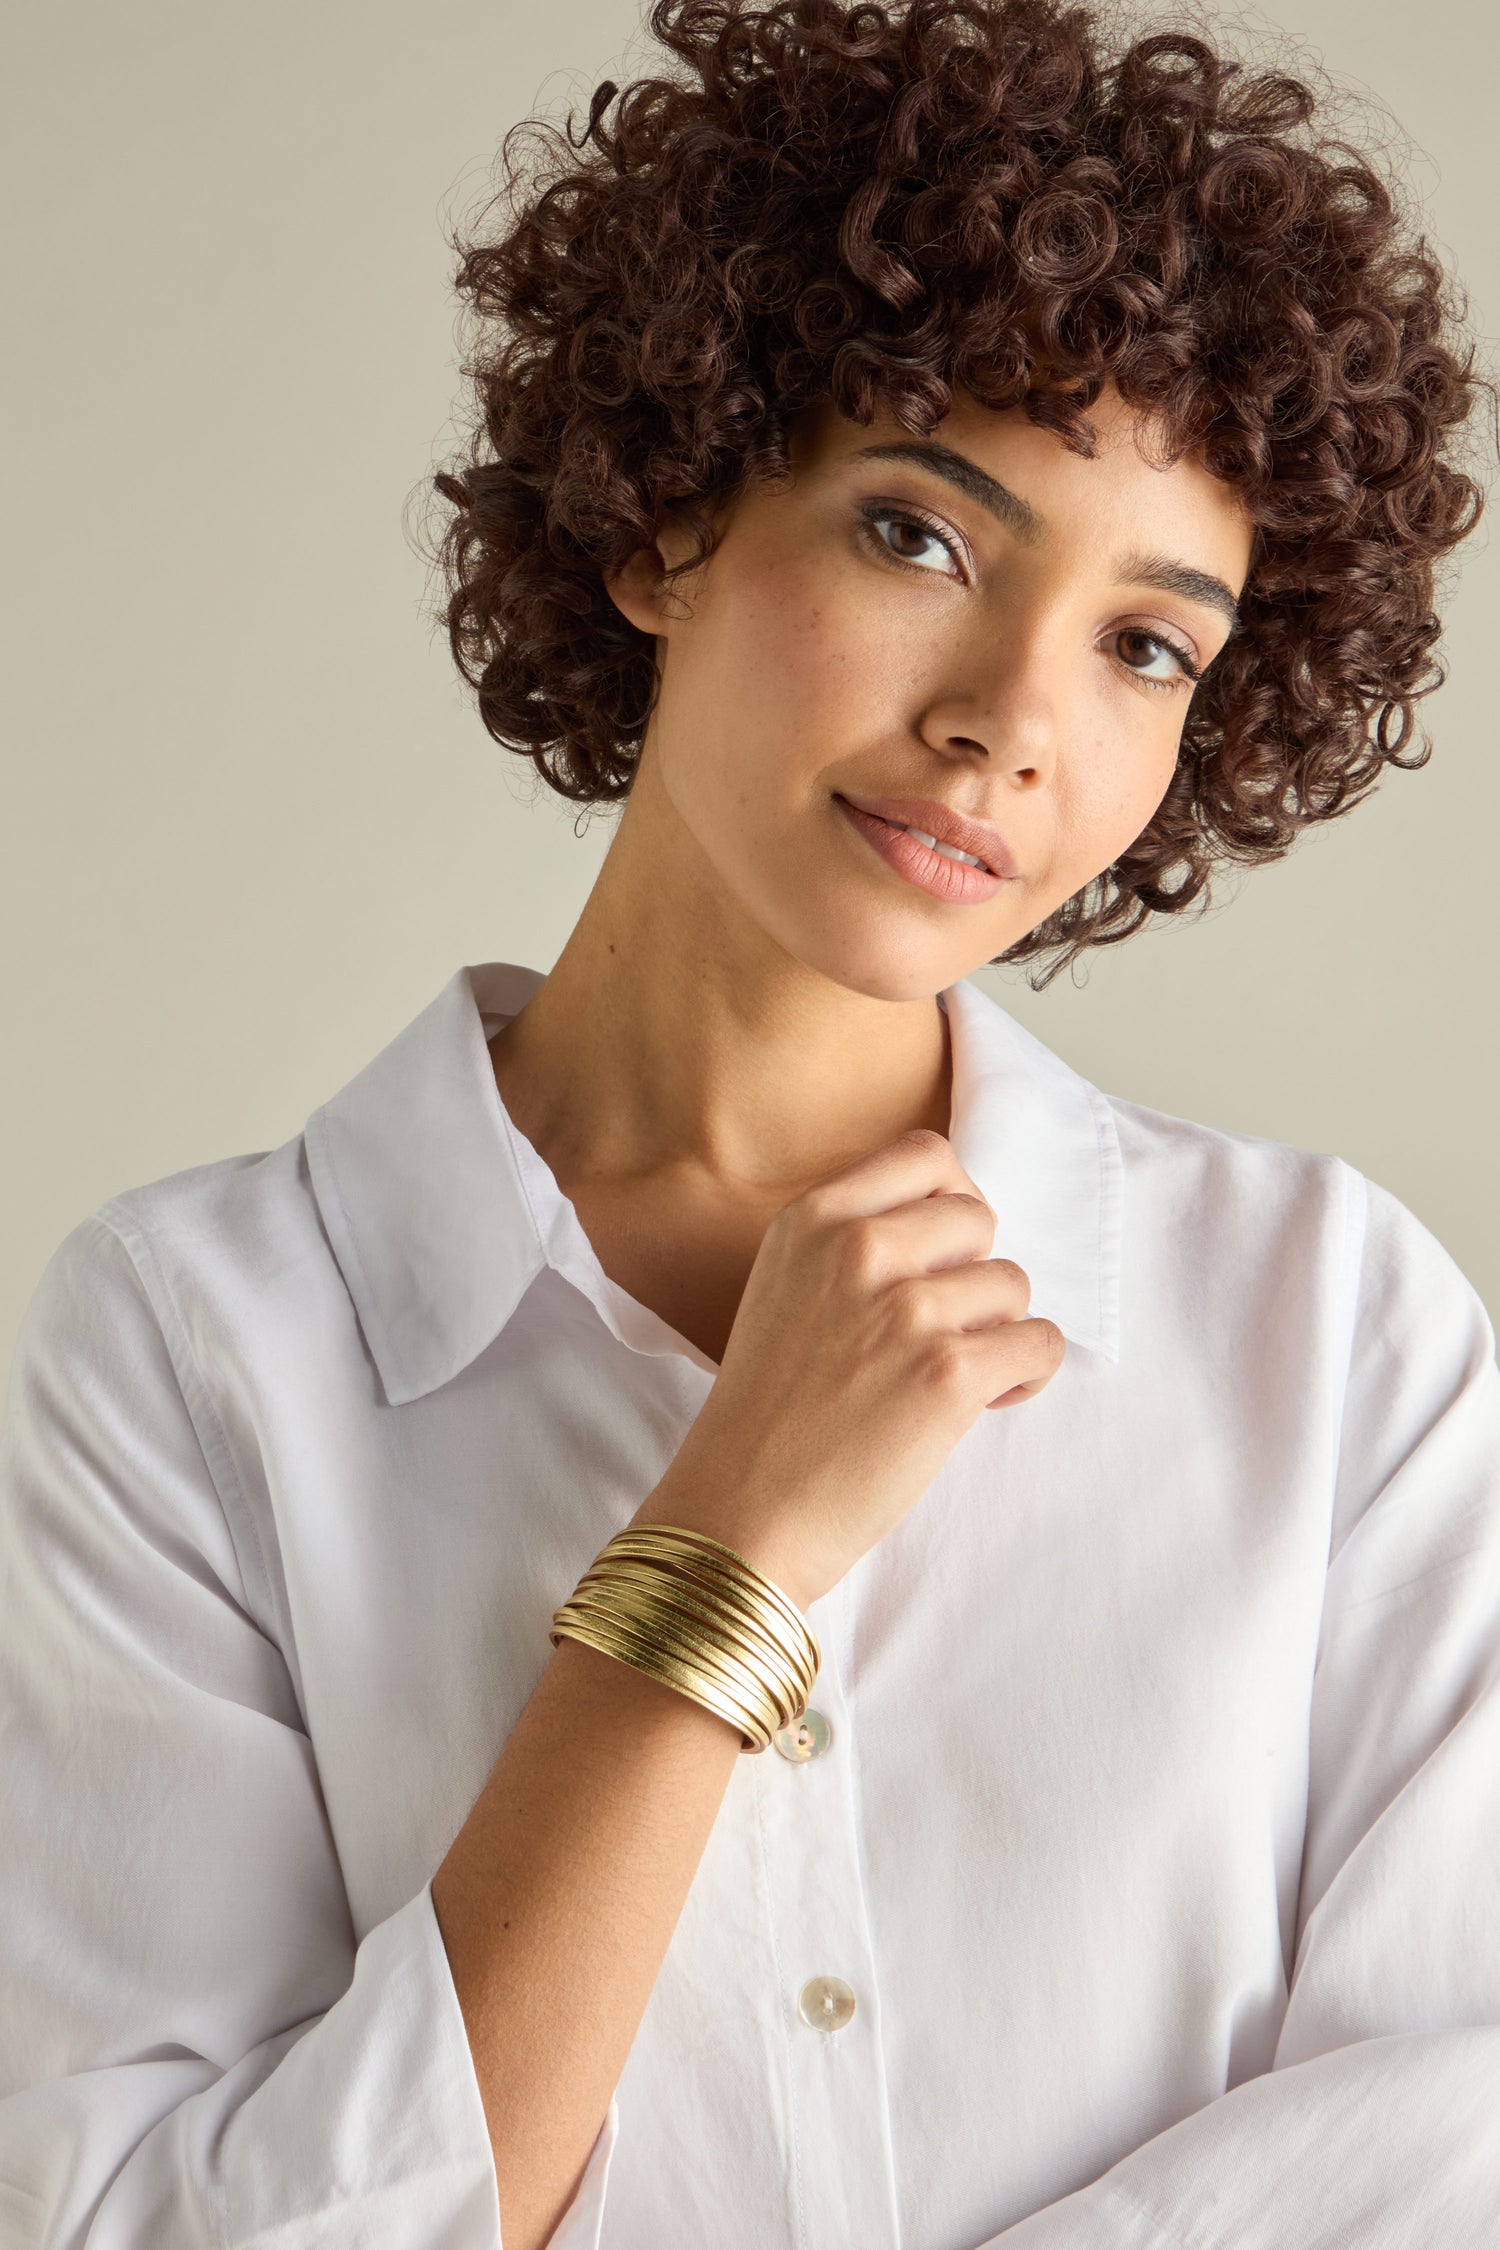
left=917, top=633, right=1059, bottom=788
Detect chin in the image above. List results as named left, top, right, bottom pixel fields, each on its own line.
left=774, top=909, right=982, bottom=1007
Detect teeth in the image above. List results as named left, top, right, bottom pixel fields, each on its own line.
left=900, top=823, right=987, bottom=870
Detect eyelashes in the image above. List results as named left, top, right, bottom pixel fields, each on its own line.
left=1113, top=626, right=1202, bottom=690
left=858, top=501, right=966, bottom=578
left=857, top=500, right=1203, bottom=694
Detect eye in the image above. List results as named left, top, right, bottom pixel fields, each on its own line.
left=1110, top=626, right=1201, bottom=691
left=859, top=503, right=966, bottom=581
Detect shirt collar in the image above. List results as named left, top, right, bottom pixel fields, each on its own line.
left=304, top=961, right=1121, bottom=1408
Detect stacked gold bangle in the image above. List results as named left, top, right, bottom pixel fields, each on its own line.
left=550, top=1523, right=821, bottom=1754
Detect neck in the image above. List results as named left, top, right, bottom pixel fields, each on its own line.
left=489, top=756, right=953, bottom=1199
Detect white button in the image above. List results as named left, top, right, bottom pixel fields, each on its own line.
left=797, top=1976, right=856, bottom=2034
left=773, top=1708, right=832, bottom=1762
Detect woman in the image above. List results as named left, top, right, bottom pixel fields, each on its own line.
left=2, top=1, right=1496, bottom=2246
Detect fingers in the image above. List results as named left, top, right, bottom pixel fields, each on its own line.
left=830, top=1192, right=1000, bottom=1289
left=975, top=1316, right=1066, bottom=1407
left=795, top=1129, right=989, bottom=1225
left=770, top=1125, right=1062, bottom=1413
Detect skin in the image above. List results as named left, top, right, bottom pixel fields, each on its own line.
left=488, top=382, right=1254, bottom=1363
left=435, top=384, right=1256, bottom=2250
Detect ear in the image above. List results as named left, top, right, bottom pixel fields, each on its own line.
left=602, top=512, right=705, bottom=637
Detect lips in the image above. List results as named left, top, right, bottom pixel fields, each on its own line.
left=833, top=791, right=1018, bottom=880
left=833, top=794, right=1014, bottom=906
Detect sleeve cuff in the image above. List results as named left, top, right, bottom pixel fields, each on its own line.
left=215, top=1877, right=617, bottom=2248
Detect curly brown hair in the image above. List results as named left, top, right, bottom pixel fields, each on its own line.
left=420, top=0, right=1489, bottom=985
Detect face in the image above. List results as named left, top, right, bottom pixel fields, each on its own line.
left=605, top=385, right=1255, bottom=1003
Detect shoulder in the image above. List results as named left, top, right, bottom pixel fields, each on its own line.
left=12, top=1132, right=331, bottom=1399
left=4, top=1137, right=350, bottom=1623
left=1100, top=1073, right=1359, bottom=1254
left=1106, top=1083, right=1352, bottom=1212
left=1102, top=1083, right=1492, bottom=1357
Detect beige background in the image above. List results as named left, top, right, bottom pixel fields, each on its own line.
left=3, top=0, right=1496, bottom=1385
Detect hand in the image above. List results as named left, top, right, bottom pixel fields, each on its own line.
left=634, top=1128, right=1064, bottom=1610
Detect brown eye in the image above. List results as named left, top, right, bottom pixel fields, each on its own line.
left=862, top=504, right=963, bottom=577
left=1112, top=627, right=1199, bottom=686
left=887, top=522, right=934, bottom=559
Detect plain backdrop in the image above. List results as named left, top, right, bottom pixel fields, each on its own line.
left=3, top=0, right=1496, bottom=1386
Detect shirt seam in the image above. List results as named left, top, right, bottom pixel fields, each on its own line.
left=491, top=1092, right=552, bottom=1259
left=1282, top=1157, right=1370, bottom=1992
left=93, top=1198, right=282, bottom=1655
left=1325, top=1159, right=1373, bottom=1568
left=304, top=1105, right=405, bottom=1405
left=1091, top=1086, right=1125, bottom=1359
left=751, top=1755, right=809, bottom=2250
left=831, top=1579, right=905, bottom=2249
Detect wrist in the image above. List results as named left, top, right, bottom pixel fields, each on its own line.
left=628, top=1487, right=817, bottom=1615
left=555, top=1515, right=823, bottom=1755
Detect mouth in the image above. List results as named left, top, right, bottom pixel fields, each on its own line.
left=835, top=790, right=1017, bottom=877
left=832, top=791, right=1017, bottom=905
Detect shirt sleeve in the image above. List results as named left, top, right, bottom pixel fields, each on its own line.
left=0, top=1209, right=620, bottom=2250
left=982, top=1167, right=1500, bottom=2248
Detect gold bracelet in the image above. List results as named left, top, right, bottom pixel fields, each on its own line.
left=578, top=1551, right=814, bottom=1703
left=559, top=1568, right=787, bottom=1733
left=599, top=1528, right=818, bottom=1690
left=609, top=1525, right=814, bottom=1651
left=569, top=1526, right=817, bottom=1678
left=550, top=1523, right=821, bottom=1754
left=552, top=1552, right=802, bottom=1752
left=581, top=1527, right=820, bottom=1709
left=554, top=1592, right=785, bottom=1751
left=556, top=1603, right=785, bottom=1746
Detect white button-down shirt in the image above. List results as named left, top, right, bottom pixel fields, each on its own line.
left=3, top=960, right=1499, bottom=2249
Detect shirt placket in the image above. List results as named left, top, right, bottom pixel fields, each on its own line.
left=753, top=1577, right=902, bottom=2250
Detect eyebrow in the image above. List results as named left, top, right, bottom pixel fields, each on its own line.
left=849, top=441, right=1046, bottom=544
left=1117, top=551, right=1241, bottom=630
left=850, top=440, right=1242, bottom=629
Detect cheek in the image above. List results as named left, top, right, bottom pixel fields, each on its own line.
left=1055, top=708, right=1184, bottom=879
left=1118, top=722, right=1184, bottom=830
left=732, top=566, right=898, bottom=723
left=665, top=554, right=900, bottom=788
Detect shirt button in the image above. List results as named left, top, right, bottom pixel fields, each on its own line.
left=798, top=1976, right=857, bottom=2034
left=773, top=1708, right=833, bottom=1762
